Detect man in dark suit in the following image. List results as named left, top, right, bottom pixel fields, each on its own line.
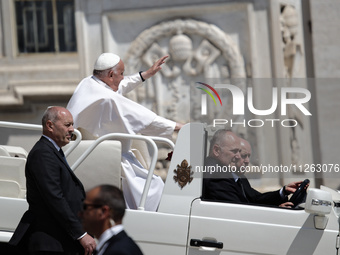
left=9, top=106, right=96, bottom=254
left=80, top=185, right=143, bottom=255
left=202, top=129, right=302, bottom=207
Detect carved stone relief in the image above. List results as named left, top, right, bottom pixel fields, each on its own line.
left=124, top=19, right=246, bottom=127
left=124, top=19, right=247, bottom=179
left=280, top=4, right=307, bottom=169
left=280, top=4, right=303, bottom=78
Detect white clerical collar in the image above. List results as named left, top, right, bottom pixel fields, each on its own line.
left=42, top=135, right=60, bottom=151
left=91, top=75, right=113, bottom=91
left=96, top=224, right=124, bottom=254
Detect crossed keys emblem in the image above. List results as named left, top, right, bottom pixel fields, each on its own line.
left=173, top=160, right=194, bottom=189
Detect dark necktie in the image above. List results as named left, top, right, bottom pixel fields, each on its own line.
left=59, top=148, right=70, bottom=167
left=59, top=148, right=66, bottom=159
left=237, top=178, right=249, bottom=202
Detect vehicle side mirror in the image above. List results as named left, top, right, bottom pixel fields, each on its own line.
left=305, top=188, right=333, bottom=230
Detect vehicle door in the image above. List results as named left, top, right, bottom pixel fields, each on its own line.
left=187, top=198, right=338, bottom=255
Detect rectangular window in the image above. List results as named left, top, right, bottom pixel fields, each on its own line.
left=15, top=0, right=76, bottom=53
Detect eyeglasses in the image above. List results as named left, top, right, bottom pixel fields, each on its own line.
left=82, top=203, right=103, bottom=211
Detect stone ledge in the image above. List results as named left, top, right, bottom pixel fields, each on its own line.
left=0, top=63, right=79, bottom=73
left=0, top=81, right=78, bottom=107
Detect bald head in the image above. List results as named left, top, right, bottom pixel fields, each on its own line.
left=236, top=138, right=252, bottom=172
left=209, top=129, right=241, bottom=168
left=42, top=106, right=74, bottom=148
left=240, top=139, right=252, bottom=161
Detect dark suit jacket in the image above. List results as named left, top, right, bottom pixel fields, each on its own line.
left=9, top=136, right=85, bottom=253
left=102, top=230, right=143, bottom=255
left=202, top=157, right=286, bottom=206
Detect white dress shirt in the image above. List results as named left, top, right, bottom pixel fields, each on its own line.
left=96, top=225, right=124, bottom=255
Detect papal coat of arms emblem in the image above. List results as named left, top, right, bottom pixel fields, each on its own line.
left=173, top=160, right=193, bottom=189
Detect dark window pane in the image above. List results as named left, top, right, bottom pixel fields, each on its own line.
left=15, top=0, right=76, bottom=53
left=57, top=0, right=76, bottom=52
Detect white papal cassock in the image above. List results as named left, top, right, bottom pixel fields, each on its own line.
left=67, top=74, right=175, bottom=211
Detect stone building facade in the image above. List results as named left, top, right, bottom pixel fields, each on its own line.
left=0, top=0, right=339, bottom=190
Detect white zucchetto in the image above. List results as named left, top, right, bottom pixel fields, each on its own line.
left=94, top=53, right=121, bottom=70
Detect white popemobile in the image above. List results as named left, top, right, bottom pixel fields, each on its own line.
left=0, top=121, right=339, bottom=254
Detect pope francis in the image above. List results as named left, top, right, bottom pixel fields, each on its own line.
left=67, top=53, right=182, bottom=211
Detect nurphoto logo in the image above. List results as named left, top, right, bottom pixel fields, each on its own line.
left=196, top=82, right=312, bottom=128
left=196, top=82, right=222, bottom=115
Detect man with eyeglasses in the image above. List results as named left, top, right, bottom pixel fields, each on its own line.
left=80, top=185, right=143, bottom=255
left=202, top=129, right=302, bottom=207
left=9, top=106, right=96, bottom=255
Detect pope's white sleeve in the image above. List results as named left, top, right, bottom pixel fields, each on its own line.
left=117, top=73, right=143, bottom=95
left=141, top=116, right=176, bottom=139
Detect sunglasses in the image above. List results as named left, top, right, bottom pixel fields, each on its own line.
left=82, top=203, right=103, bottom=211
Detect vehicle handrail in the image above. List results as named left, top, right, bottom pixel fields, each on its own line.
left=0, top=121, right=82, bottom=157
left=0, top=121, right=167, bottom=211
left=147, top=136, right=175, bottom=150
left=70, top=133, right=158, bottom=211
